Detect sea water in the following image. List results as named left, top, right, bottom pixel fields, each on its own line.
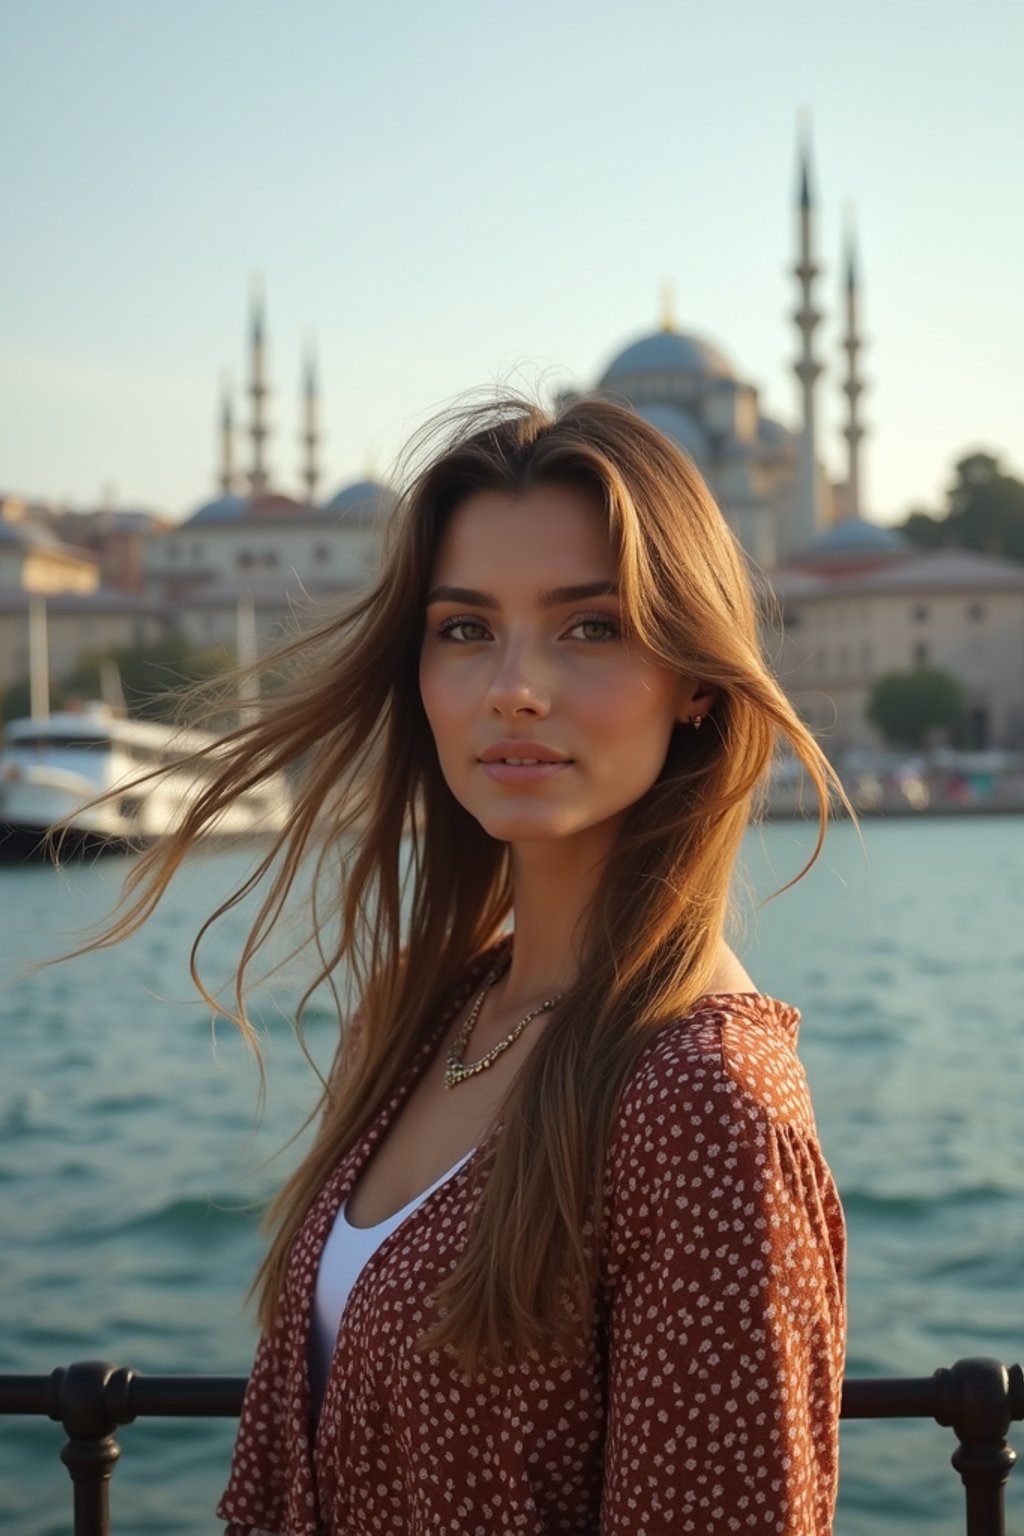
left=0, top=818, right=1021, bottom=1534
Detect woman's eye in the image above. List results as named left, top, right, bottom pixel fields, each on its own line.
left=437, top=617, right=490, bottom=643
left=566, top=615, right=619, bottom=642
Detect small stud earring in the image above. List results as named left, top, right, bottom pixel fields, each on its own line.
left=690, top=714, right=703, bottom=731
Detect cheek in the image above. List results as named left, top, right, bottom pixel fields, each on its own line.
left=418, top=655, right=441, bottom=736
left=581, top=665, right=680, bottom=744
left=419, top=658, right=467, bottom=746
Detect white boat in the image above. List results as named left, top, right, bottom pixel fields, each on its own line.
left=0, top=702, right=290, bottom=860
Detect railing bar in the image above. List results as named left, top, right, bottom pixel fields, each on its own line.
left=841, top=1378, right=941, bottom=1418
left=0, top=1376, right=51, bottom=1415
left=0, top=1362, right=1020, bottom=1536
left=129, top=1377, right=247, bottom=1417
left=0, top=1374, right=247, bottom=1419
left=1, top=1372, right=1020, bottom=1424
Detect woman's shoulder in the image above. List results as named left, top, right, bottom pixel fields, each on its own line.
left=601, top=989, right=829, bottom=1272
left=613, top=985, right=811, bottom=1144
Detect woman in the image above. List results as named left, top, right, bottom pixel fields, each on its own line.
left=93, top=393, right=847, bottom=1533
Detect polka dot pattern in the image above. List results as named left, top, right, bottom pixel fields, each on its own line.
left=218, top=949, right=846, bottom=1534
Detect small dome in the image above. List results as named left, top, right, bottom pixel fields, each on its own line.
left=601, top=328, right=734, bottom=385
left=247, top=492, right=309, bottom=519
left=0, top=520, right=52, bottom=547
left=186, top=493, right=249, bottom=527
left=757, top=416, right=793, bottom=447
left=0, top=520, right=85, bottom=555
left=633, top=402, right=709, bottom=462
left=811, top=518, right=908, bottom=553
left=324, top=479, right=398, bottom=525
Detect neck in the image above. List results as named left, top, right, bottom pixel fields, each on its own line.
left=496, top=822, right=617, bottom=1010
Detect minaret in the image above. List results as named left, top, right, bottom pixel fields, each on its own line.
left=839, top=210, right=867, bottom=521
left=218, top=374, right=236, bottom=495
left=300, top=341, right=321, bottom=504
left=248, top=275, right=271, bottom=496
left=792, top=124, right=824, bottom=542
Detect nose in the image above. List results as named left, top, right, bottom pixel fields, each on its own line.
left=484, top=641, right=551, bottom=718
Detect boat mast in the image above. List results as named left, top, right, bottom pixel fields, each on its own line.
left=236, top=594, right=260, bottom=715
left=28, top=596, right=50, bottom=721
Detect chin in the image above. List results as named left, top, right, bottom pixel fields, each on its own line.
left=471, top=806, right=587, bottom=844
left=483, top=819, right=578, bottom=845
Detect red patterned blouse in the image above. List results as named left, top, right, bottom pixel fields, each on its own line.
left=218, top=945, right=846, bottom=1535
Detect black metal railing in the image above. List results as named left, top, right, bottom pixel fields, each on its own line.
left=2, top=1356, right=1022, bottom=1536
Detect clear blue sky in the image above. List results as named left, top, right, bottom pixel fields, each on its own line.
left=2, top=0, right=1021, bottom=526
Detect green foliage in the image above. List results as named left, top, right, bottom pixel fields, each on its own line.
left=1, top=678, right=65, bottom=723
left=898, top=451, right=1024, bottom=562
left=900, top=509, right=947, bottom=549
left=63, top=633, right=231, bottom=720
left=867, top=667, right=965, bottom=750
left=1, top=632, right=232, bottom=724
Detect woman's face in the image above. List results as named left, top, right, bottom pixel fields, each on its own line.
left=419, top=483, right=713, bottom=851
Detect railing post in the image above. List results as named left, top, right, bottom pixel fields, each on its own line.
left=933, top=1356, right=1024, bottom=1536
left=46, top=1360, right=136, bottom=1536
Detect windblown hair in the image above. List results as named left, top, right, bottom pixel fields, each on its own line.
left=79, top=390, right=844, bottom=1375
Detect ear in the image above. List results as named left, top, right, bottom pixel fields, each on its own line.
left=675, top=679, right=719, bottom=727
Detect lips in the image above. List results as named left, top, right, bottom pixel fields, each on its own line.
left=477, top=741, right=573, bottom=787
left=478, top=741, right=572, bottom=765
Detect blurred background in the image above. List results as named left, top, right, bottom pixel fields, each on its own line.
left=1, top=1, right=1021, bottom=1532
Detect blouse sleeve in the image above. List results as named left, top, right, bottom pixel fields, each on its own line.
left=600, top=1013, right=846, bottom=1535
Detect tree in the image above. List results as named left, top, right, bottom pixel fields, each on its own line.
left=1, top=677, right=67, bottom=723
left=898, top=450, right=1024, bottom=562
left=1, top=633, right=232, bottom=725
left=867, top=667, right=964, bottom=751
left=900, top=508, right=947, bottom=549
left=63, top=633, right=233, bottom=721
left=947, top=452, right=1024, bottom=560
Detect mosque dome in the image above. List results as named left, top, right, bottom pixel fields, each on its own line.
left=757, top=416, right=793, bottom=447
left=790, top=516, right=910, bottom=573
left=633, top=402, right=709, bottom=461
left=810, top=517, right=908, bottom=554
left=246, top=492, right=309, bottom=519
left=186, top=493, right=249, bottom=527
left=600, top=328, right=734, bottom=386
left=324, top=479, right=398, bottom=525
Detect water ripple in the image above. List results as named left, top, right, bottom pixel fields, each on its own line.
left=1, top=825, right=1021, bottom=1536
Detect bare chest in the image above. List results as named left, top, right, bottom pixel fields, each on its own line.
left=344, top=1012, right=544, bottom=1229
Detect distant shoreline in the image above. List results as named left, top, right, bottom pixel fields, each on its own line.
left=769, top=799, right=1024, bottom=820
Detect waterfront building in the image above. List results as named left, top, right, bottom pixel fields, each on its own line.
left=144, top=286, right=396, bottom=652
left=0, top=517, right=100, bottom=597
left=0, top=502, right=172, bottom=694
left=771, top=547, right=1024, bottom=752
left=146, top=480, right=397, bottom=652
left=45, top=506, right=164, bottom=594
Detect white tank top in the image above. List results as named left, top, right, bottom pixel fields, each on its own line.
left=308, top=1145, right=478, bottom=1413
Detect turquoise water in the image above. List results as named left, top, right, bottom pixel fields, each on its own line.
left=1, top=820, right=1022, bottom=1534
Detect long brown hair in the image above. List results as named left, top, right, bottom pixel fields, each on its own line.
left=74, top=390, right=845, bottom=1374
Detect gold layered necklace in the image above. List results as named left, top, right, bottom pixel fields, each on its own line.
left=444, top=955, right=564, bottom=1090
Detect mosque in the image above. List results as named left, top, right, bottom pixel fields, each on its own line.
left=150, top=129, right=894, bottom=638
left=18, top=126, right=1023, bottom=752
left=555, top=136, right=886, bottom=570
left=144, top=277, right=396, bottom=633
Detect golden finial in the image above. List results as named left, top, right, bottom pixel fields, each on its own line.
left=660, top=280, right=676, bottom=333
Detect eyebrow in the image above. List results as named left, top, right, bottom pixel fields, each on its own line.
left=425, top=581, right=620, bottom=609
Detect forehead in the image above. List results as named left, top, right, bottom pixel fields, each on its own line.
left=431, top=484, right=615, bottom=581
